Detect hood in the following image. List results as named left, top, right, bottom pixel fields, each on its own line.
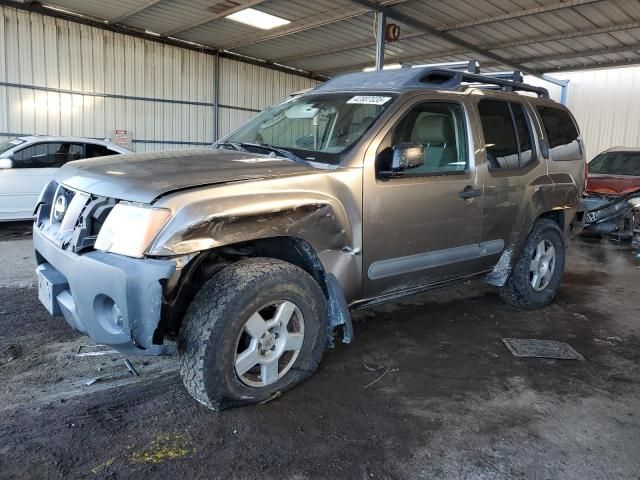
left=586, top=173, right=640, bottom=196
left=55, top=148, right=315, bottom=203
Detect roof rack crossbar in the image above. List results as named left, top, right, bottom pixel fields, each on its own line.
left=480, top=71, right=524, bottom=84
left=411, top=60, right=479, bottom=74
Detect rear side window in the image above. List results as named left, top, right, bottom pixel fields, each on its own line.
left=12, top=142, right=84, bottom=168
left=536, top=106, right=581, bottom=161
left=86, top=144, right=120, bottom=158
left=478, top=100, right=536, bottom=170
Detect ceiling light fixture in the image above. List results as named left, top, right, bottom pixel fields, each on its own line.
left=225, top=8, right=290, bottom=30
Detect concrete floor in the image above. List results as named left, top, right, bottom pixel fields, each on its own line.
left=1, top=222, right=639, bottom=479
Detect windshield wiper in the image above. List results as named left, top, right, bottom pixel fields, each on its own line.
left=215, top=141, right=246, bottom=152
left=216, top=141, right=312, bottom=166
left=238, top=143, right=311, bottom=166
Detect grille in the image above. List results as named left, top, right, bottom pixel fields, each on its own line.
left=37, top=182, right=115, bottom=253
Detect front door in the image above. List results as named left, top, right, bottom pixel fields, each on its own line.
left=0, top=142, right=84, bottom=220
left=362, top=97, right=488, bottom=299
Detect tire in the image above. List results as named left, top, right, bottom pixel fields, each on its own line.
left=499, top=218, right=565, bottom=310
left=178, top=257, right=327, bottom=410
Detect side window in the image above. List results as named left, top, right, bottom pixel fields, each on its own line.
left=13, top=142, right=85, bottom=168
left=536, top=106, right=581, bottom=161
left=86, top=144, right=119, bottom=158
left=377, top=102, right=468, bottom=176
left=478, top=100, right=536, bottom=169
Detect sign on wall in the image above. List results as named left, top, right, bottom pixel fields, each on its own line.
left=111, top=130, right=133, bottom=150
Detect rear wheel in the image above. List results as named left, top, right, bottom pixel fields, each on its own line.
left=178, top=257, right=327, bottom=410
left=499, top=218, right=565, bottom=309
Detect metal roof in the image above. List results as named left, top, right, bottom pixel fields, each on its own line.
left=7, top=0, right=640, bottom=78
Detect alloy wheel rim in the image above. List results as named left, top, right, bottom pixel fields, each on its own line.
left=234, top=300, right=305, bottom=387
left=529, top=239, right=556, bottom=291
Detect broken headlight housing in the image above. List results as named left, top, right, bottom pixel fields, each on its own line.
left=95, top=203, right=171, bottom=258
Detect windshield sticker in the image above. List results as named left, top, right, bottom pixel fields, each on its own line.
left=347, top=95, right=391, bottom=105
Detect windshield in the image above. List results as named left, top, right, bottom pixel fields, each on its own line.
left=0, top=138, right=24, bottom=155
left=221, top=93, right=397, bottom=164
left=589, top=151, right=640, bottom=176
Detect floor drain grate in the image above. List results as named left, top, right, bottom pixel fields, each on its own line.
left=502, top=338, right=585, bottom=361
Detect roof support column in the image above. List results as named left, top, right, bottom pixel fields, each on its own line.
left=375, top=11, right=386, bottom=70
left=213, top=51, right=220, bottom=141
left=542, top=74, right=570, bottom=105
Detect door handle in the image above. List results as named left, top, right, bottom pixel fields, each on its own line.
left=458, top=186, right=481, bottom=199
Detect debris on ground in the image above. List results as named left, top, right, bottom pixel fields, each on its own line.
left=364, top=365, right=400, bottom=389
left=593, top=336, right=623, bottom=346
left=0, top=344, right=21, bottom=366
left=76, top=344, right=119, bottom=357
left=363, top=362, right=385, bottom=372
left=84, top=359, right=139, bottom=386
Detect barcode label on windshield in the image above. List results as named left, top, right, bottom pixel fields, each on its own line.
left=347, top=96, right=391, bottom=105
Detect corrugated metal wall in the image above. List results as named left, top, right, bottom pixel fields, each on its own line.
left=217, top=57, right=317, bottom=138
left=0, top=5, right=319, bottom=152
left=560, top=67, right=640, bottom=160
left=527, top=67, right=640, bottom=161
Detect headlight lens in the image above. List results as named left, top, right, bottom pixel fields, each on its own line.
left=95, top=203, right=171, bottom=258
left=628, top=196, right=640, bottom=208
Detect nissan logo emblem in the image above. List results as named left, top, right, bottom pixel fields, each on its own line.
left=53, top=195, right=67, bottom=221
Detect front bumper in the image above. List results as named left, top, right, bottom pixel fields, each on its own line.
left=33, top=225, right=176, bottom=355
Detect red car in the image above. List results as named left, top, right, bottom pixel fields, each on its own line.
left=586, top=147, right=640, bottom=195
left=582, top=148, right=640, bottom=247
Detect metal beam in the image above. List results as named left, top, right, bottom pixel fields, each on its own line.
left=337, top=0, right=541, bottom=76
left=275, top=0, right=603, bottom=63
left=277, top=19, right=640, bottom=64
left=543, top=57, right=640, bottom=73
left=514, top=43, right=640, bottom=65
left=110, top=0, right=166, bottom=24
left=489, top=20, right=640, bottom=50
left=443, top=0, right=600, bottom=30
left=162, top=0, right=268, bottom=37
left=375, top=11, right=386, bottom=70
left=219, top=0, right=407, bottom=51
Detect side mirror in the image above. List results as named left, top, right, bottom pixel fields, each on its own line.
left=380, top=142, right=424, bottom=177
left=0, top=157, right=14, bottom=169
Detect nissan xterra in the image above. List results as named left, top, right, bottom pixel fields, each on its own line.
left=33, top=64, right=585, bottom=409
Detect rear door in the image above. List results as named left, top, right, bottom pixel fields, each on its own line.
left=362, top=94, right=486, bottom=299
left=0, top=142, right=83, bottom=220
left=472, top=95, right=548, bottom=270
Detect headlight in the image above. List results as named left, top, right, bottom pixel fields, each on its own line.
left=628, top=196, right=640, bottom=208
left=95, top=203, right=171, bottom=258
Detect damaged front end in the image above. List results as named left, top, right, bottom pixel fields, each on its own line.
left=581, top=189, right=640, bottom=247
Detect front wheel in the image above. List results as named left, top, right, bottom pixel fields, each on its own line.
left=178, top=258, right=327, bottom=410
left=499, top=218, right=565, bottom=309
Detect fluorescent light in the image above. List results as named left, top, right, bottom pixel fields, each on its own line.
left=363, top=63, right=402, bottom=72
left=226, top=8, right=290, bottom=30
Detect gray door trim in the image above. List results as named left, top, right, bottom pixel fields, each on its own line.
left=367, top=239, right=504, bottom=280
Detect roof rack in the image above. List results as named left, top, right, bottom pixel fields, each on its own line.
left=411, top=60, right=480, bottom=74
left=315, top=61, right=549, bottom=98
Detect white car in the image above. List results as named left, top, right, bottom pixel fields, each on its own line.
left=0, top=136, right=131, bottom=221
